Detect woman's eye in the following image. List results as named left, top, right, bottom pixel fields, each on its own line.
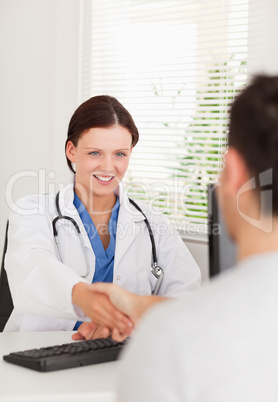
left=90, top=151, right=100, bottom=156
left=116, top=152, right=126, bottom=157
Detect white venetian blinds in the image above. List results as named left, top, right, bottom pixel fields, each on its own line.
left=78, top=0, right=250, bottom=236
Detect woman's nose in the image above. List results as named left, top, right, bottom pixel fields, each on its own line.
left=99, top=155, right=114, bottom=172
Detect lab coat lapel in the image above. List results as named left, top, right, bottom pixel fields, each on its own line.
left=56, top=180, right=92, bottom=250
left=114, top=185, right=145, bottom=270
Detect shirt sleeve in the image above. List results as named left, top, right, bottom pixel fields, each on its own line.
left=117, top=300, right=184, bottom=402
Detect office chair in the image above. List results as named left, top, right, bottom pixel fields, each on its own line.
left=0, top=222, right=14, bottom=331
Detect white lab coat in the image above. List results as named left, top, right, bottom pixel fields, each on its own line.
left=4, top=180, right=201, bottom=331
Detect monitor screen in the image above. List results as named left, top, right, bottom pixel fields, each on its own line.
left=208, top=184, right=237, bottom=278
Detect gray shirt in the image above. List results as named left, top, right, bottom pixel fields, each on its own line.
left=118, top=251, right=278, bottom=402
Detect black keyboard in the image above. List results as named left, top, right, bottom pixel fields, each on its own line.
left=3, top=337, right=127, bottom=372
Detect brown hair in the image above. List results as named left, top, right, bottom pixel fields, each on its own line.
left=65, top=95, right=139, bottom=173
left=229, top=75, right=278, bottom=214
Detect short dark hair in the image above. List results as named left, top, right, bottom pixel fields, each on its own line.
left=229, top=75, right=278, bottom=213
left=65, top=95, right=139, bottom=173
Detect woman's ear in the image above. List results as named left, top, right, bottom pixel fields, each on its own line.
left=66, top=141, right=76, bottom=163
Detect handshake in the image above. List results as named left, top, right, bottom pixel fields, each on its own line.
left=72, top=282, right=165, bottom=342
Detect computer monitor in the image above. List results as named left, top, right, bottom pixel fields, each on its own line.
left=208, top=184, right=237, bottom=278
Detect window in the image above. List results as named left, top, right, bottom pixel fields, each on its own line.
left=78, top=0, right=250, bottom=238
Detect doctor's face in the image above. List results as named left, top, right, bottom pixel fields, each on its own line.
left=66, top=125, right=132, bottom=199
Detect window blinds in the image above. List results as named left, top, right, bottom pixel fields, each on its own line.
left=78, top=0, right=250, bottom=238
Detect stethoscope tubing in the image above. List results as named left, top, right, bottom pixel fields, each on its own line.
left=52, top=193, right=90, bottom=278
left=128, top=198, right=164, bottom=294
left=52, top=192, right=164, bottom=294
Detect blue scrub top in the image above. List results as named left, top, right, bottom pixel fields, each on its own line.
left=73, top=192, right=120, bottom=330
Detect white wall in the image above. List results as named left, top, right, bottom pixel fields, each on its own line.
left=248, top=0, right=278, bottom=79
left=0, top=0, right=78, bottom=249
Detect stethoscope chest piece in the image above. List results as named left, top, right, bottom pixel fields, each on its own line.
left=152, top=264, right=163, bottom=278
left=151, top=263, right=164, bottom=295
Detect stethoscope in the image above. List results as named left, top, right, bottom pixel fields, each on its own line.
left=52, top=192, right=164, bottom=295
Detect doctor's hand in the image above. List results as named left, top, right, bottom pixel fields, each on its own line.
left=72, top=322, right=131, bottom=342
left=72, top=322, right=112, bottom=341
left=91, top=283, right=165, bottom=325
left=72, top=282, right=133, bottom=335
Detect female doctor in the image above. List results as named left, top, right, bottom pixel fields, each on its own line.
left=4, top=95, right=201, bottom=337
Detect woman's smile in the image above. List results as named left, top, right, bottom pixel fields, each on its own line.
left=93, top=174, right=115, bottom=184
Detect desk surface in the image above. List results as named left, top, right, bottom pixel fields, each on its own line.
left=0, top=331, right=120, bottom=402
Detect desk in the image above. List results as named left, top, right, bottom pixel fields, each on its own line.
left=0, top=331, right=120, bottom=402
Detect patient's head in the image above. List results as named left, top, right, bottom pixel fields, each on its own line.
left=229, top=75, right=278, bottom=213
left=220, top=75, right=278, bottom=240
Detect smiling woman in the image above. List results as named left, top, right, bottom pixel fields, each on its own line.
left=4, top=95, right=201, bottom=339
left=67, top=125, right=133, bottom=251
left=66, top=126, right=132, bottom=206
